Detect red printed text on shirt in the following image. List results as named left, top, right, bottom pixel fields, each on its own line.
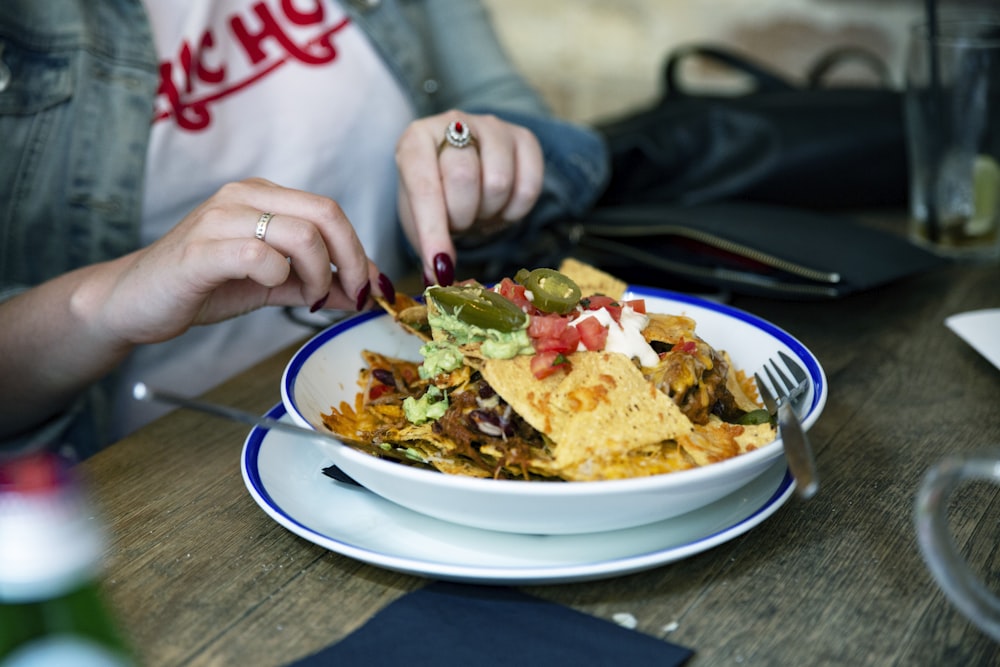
left=153, top=0, right=350, bottom=132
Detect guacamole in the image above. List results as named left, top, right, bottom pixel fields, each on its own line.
left=426, top=305, right=533, bottom=360
left=402, top=385, right=448, bottom=424
left=418, top=341, right=465, bottom=380
left=405, top=284, right=534, bottom=425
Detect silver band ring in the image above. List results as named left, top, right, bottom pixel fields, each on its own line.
left=255, top=212, right=274, bottom=241
left=437, top=120, right=478, bottom=155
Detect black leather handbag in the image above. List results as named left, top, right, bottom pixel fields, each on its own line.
left=596, top=44, right=909, bottom=209
left=528, top=45, right=944, bottom=300
left=465, top=46, right=941, bottom=298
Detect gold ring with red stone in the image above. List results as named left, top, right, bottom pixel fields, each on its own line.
left=437, top=120, right=479, bottom=155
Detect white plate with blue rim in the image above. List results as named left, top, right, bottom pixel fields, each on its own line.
left=242, top=403, right=794, bottom=584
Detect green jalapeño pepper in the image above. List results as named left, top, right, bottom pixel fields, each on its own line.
left=426, top=284, right=527, bottom=333
left=513, top=268, right=582, bottom=314
left=736, top=408, right=773, bottom=426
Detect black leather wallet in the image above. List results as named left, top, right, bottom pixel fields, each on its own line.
left=559, top=202, right=945, bottom=299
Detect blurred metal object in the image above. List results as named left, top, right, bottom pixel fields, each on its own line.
left=755, top=353, right=818, bottom=500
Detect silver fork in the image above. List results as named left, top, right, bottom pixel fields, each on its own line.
left=755, top=352, right=818, bottom=500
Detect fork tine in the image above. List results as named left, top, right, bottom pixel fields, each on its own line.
left=754, top=372, right=777, bottom=414
left=765, top=361, right=795, bottom=398
left=760, top=356, right=818, bottom=501
left=762, top=365, right=780, bottom=398
left=778, top=351, right=808, bottom=383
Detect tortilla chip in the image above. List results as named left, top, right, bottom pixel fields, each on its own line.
left=480, top=351, right=694, bottom=476
left=641, top=312, right=699, bottom=347
left=375, top=292, right=431, bottom=342
left=724, top=354, right=763, bottom=413
left=558, top=258, right=627, bottom=300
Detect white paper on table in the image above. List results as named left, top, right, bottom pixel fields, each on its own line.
left=945, top=309, right=1000, bottom=371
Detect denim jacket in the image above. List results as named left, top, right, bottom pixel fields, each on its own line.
left=0, top=0, right=608, bottom=455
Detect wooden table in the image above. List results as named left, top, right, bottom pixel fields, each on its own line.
left=84, top=248, right=1000, bottom=666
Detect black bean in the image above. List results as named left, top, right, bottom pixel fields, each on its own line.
left=372, top=368, right=395, bottom=386
left=469, top=409, right=515, bottom=438
left=469, top=410, right=504, bottom=437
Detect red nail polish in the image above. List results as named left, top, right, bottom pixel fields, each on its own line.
left=355, top=281, right=371, bottom=311
left=377, top=273, right=396, bottom=305
left=310, top=293, right=329, bottom=313
left=433, top=253, right=454, bottom=286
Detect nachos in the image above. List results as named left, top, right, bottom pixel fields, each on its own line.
left=321, top=261, right=775, bottom=481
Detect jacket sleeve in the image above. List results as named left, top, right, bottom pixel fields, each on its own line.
left=414, top=0, right=610, bottom=276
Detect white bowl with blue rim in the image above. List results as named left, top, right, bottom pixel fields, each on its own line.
left=280, top=286, right=827, bottom=535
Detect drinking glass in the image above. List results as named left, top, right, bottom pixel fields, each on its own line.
left=914, top=449, right=1000, bottom=641
left=904, top=17, right=1000, bottom=261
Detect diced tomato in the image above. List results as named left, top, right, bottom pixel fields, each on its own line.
left=528, top=313, right=579, bottom=353
left=495, top=277, right=532, bottom=312
left=534, top=325, right=581, bottom=354
left=624, top=298, right=646, bottom=314
left=528, top=313, right=569, bottom=338
left=581, top=294, right=622, bottom=322
left=557, top=325, right=582, bottom=351
left=576, top=316, right=608, bottom=351
left=531, top=351, right=571, bottom=379
left=368, top=384, right=392, bottom=400
left=672, top=338, right=698, bottom=354
left=494, top=277, right=519, bottom=299
left=581, top=294, right=616, bottom=310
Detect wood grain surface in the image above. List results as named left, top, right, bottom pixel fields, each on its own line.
left=84, top=242, right=1000, bottom=666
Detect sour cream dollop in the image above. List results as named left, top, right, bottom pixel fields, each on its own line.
left=570, top=305, right=659, bottom=367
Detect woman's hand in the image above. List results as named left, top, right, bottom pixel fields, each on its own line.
left=81, top=178, right=389, bottom=346
left=0, top=178, right=392, bottom=438
left=395, top=112, right=544, bottom=285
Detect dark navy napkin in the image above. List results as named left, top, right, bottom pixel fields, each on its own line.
left=289, top=580, right=693, bottom=666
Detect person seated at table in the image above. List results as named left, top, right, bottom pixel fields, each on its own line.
left=0, top=0, right=608, bottom=459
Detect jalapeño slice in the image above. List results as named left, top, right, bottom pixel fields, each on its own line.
left=426, top=284, right=527, bottom=332
left=513, top=268, right=582, bottom=314
left=736, top=409, right=773, bottom=426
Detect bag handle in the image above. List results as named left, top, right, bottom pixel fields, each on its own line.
left=662, top=44, right=797, bottom=96
left=805, top=46, right=893, bottom=88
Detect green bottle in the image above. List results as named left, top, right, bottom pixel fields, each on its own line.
left=0, top=453, right=133, bottom=666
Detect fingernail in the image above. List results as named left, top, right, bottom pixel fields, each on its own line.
left=377, top=273, right=396, bottom=305
left=355, top=281, right=371, bottom=311
left=310, top=293, right=329, bottom=313
left=433, top=253, right=454, bottom=286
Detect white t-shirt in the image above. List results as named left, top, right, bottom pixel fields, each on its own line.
left=113, top=0, right=415, bottom=437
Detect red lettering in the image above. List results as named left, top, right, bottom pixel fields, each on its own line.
left=231, top=1, right=337, bottom=67
left=152, top=5, right=351, bottom=132
left=230, top=3, right=283, bottom=65
left=178, top=41, right=193, bottom=93
left=155, top=62, right=176, bottom=105
left=282, top=0, right=324, bottom=26
left=155, top=62, right=210, bottom=131
left=195, top=31, right=225, bottom=85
